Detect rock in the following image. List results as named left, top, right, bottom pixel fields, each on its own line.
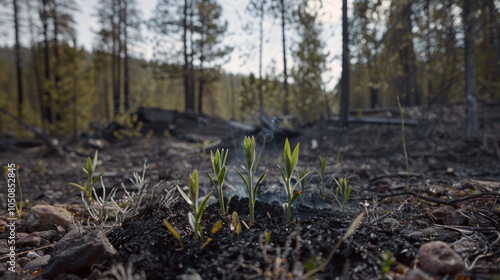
left=23, top=255, right=50, bottom=273
left=418, top=241, right=465, bottom=275
left=0, top=242, right=10, bottom=254
left=26, top=251, right=40, bottom=259
left=431, top=206, right=465, bottom=225
left=37, top=230, right=60, bottom=242
left=17, top=257, right=31, bottom=268
left=403, top=268, right=432, bottom=280
left=0, top=262, right=23, bottom=279
left=41, top=229, right=117, bottom=277
left=403, top=226, right=458, bottom=241
left=26, top=205, right=73, bottom=233
left=177, top=269, right=202, bottom=280
left=16, top=233, right=41, bottom=247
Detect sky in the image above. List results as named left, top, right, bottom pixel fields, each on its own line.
left=75, top=0, right=343, bottom=90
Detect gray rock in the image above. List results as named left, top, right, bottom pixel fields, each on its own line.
left=26, top=251, right=40, bottom=259
left=176, top=269, right=202, bottom=280
left=41, top=229, right=117, bottom=278
left=17, top=257, right=31, bottom=268
left=23, top=255, right=50, bottom=273
left=16, top=233, right=42, bottom=248
left=402, top=226, right=457, bottom=241
left=0, top=262, right=23, bottom=279
left=26, top=205, right=73, bottom=233
left=0, top=242, right=10, bottom=254
left=36, top=230, right=60, bottom=242
left=418, top=241, right=465, bottom=275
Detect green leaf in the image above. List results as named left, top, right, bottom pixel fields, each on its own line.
left=290, top=142, right=300, bottom=174
left=188, top=212, right=197, bottom=235
left=218, top=166, right=226, bottom=187
left=189, top=170, right=199, bottom=208
left=200, top=238, right=212, bottom=250
left=342, top=212, right=365, bottom=240
left=91, top=169, right=105, bottom=187
left=211, top=220, right=223, bottom=235
left=213, top=150, right=221, bottom=175
left=206, top=172, right=217, bottom=188
left=82, top=167, right=88, bottom=175
left=69, top=182, right=85, bottom=192
left=92, top=151, right=99, bottom=171
left=177, top=185, right=193, bottom=207
left=196, top=191, right=213, bottom=223
left=253, top=169, right=268, bottom=204
left=292, top=171, right=310, bottom=192
left=232, top=211, right=239, bottom=228
left=290, top=191, right=302, bottom=205
left=235, top=168, right=249, bottom=189
left=86, top=157, right=92, bottom=173
left=277, top=165, right=287, bottom=186
left=163, top=219, right=183, bottom=249
left=221, top=149, right=228, bottom=167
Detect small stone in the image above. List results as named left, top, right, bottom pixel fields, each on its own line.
left=0, top=262, right=23, bottom=279
left=41, top=229, right=117, bottom=278
left=26, top=251, right=40, bottom=260
left=17, top=257, right=31, bottom=268
left=26, top=205, right=73, bottom=233
left=16, top=233, right=42, bottom=248
left=36, top=230, right=60, bottom=242
left=177, top=269, right=202, bottom=280
left=0, top=242, right=10, bottom=254
left=418, top=241, right=465, bottom=275
left=431, top=206, right=458, bottom=225
left=23, top=255, right=51, bottom=273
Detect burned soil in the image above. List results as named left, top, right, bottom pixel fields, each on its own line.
left=1, top=103, right=500, bottom=279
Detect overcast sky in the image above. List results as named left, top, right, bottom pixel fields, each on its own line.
left=75, top=0, right=343, bottom=90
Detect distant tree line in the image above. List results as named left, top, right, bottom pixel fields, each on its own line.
left=0, top=0, right=498, bottom=141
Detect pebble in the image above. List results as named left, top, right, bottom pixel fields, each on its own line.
left=23, top=255, right=51, bottom=273
left=16, top=233, right=42, bottom=248
left=26, top=205, right=73, bottom=233
left=418, top=241, right=465, bottom=275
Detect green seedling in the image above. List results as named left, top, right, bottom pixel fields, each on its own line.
left=380, top=251, right=393, bottom=280
left=264, top=231, right=271, bottom=245
left=298, top=168, right=309, bottom=204
left=318, top=156, right=328, bottom=199
left=206, top=149, right=228, bottom=213
left=176, top=170, right=213, bottom=241
left=278, top=138, right=310, bottom=222
left=163, top=219, right=184, bottom=250
left=333, top=177, right=352, bottom=213
left=304, top=212, right=365, bottom=278
left=70, top=151, right=105, bottom=206
left=235, top=136, right=268, bottom=225
left=231, top=211, right=241, bottom=236
left=3, top=164, right=24, bottom=219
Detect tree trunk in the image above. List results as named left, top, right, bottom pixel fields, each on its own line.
left=112, top=0, right=119, bottom=115
left=463, top=0, right=479, bottom=141
left=13, top=0, right=23, bottom=120
left=280, top=0, right=289, bottom=115
left=72, top=63, right=78, bottom=141
left=183, top=0, right=190, bottom=112
left=339, top=0, right=350, bottom=130
left=258, top=1, right=264, bottom=117
left=116, top=0, right=122, bottom=114
left=123, top=0, right=129, bottom=112
left=41, top=0, right=53, bottom=125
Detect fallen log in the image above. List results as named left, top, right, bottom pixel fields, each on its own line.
left=326, top=115, right=419, bottom=126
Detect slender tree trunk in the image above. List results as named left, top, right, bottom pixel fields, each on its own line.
left=426, top=0, right=432, bottom=105
left=123, top=0, right=130, bottom=112
left=103, top=55, right=110, bottom=120
left=188, top=1, right=195, bottom=111
left=112, top=0, right=119, bottom=115
left=258, top=1, right=264, bottom=117
left=41, top=0, right=53, bottom=124
left=116, top=0, right=122, bottom=114
left=231, top=74, right=235, bottom=120
left=13, top=0, right=23, bottom=120
left=463, top=0, right=479, bottom=141
left=72, top=65, right=78, bottom=141
left=280, top=0, right=289, bottom=115
left=339, top=0, right=350, bottom=129
left=52, top=2, right=61, bottom=87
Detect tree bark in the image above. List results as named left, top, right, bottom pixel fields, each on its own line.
left=123, top=0, right=129, bottom=112
left=41, top=0, right=53, bottom=124
left=280, top=0, right=289, bottom=115
left=258, top=0, right=264, bottom=117
left=13, top=0, right=23, bottom=120
left=339, top=0, right=350, bottom=129
left=112, top=0, right=119, bottom=115
left=463, top=0, right=479, bottom=141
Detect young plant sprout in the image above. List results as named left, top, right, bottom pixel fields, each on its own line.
left=163, top=219, right=184, bottom=250
left=176, top=170, right=213, bottom=241
left=235, top=136, right=268, bottom=225
left=206, top=149, right=228, bottom=213
left=278, top=138, right=310, bottom=222
left=70, top=150, right=105, bottom=206
left=231, top=211, right=241, bottom=236
left=333, top=177, right=352, bottom=213
left=318, top=156, right=328, bottom=199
